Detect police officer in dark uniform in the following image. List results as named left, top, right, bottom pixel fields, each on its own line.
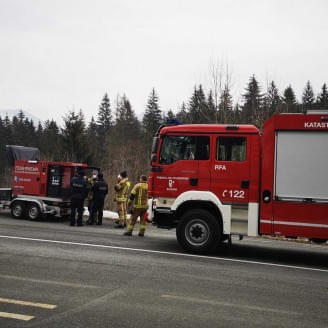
left=90, top=173, right=108, bottom=225
left=70, top=169, right=88, bottom=226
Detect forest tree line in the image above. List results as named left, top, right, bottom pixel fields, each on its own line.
left=1, top=75, right=327, bottom=208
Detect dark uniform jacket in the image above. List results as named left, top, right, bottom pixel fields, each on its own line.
left=92, top=178, right=108, bottom=201
left=70, top=176, right=88, bottom=200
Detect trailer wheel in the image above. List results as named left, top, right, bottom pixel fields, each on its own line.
left=11, top=201, right=25, bottom=219
left=176, top=209, right=222, bottom=254
left=310, top=238, right=327, bottom=244
left=27, top=203, right=41, bottom=220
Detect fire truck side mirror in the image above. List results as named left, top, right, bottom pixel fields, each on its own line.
left=151, top=137, right=159, bottom=153
left=150, top=153, right=157, bottom=163
left=263, top=190, right=271, bottom=203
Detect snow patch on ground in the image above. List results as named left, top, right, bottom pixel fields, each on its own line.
left=83, top=207, right=119, bottom=220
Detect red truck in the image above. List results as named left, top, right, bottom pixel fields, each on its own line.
left=148, top=112, right=328, bottom=253
left=0, top=146, right=95, bottom=220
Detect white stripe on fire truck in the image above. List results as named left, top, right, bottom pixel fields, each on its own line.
left=260, top=220, right=328, bottom=229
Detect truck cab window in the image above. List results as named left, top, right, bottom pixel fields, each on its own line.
left=159, top=136, right=209, bottom=164
left=217, top=137, right=246, bottom=161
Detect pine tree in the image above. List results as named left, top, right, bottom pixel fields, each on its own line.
left=62, top=110, right=88, bottom=162
left=142, top=88, right=162, bottom=138
left=35, top=121, right=43, bottom=150
left=0, top=117, right=5, bottom=173
left=17, top=110, right=25, bottom=123
left=41, top=119, right=62, bottom=160
left=188, top=85, right=209, bottom=123
left=176, top=102, right=188, bottom=123
left=283, top=85, right=297, bottom=104
left=87, top=116, right=97, bottom=137
left=3, top=114, right=12, bottom=144
left=241, top=75, right=264, bottom=125
left=11, top=114, right=25, bottom=145
left=317, top=83, right=328, bottom=109
left=86, top=116, right=98, bottom=165
left=218, top=85, right=233, bottom=123
left=233, top=104, right=242, bottom=124
left=282, top=85, right=297, bottom=113
left=206, top=90, right=217, bottom=123
left=24, top=118, right=36, bottom=146
left=97, top=93, right=113, bottom=136
left=264, top=81, right=281, bottom=117
left=115, top=95, right=141, bottom=140
left=302, top=81, right=315, bottom=111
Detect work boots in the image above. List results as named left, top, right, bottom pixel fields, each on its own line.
left=123, top=231, right=132, bottom=236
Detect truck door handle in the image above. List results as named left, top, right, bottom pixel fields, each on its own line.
left=241, top=180, right=249, bottom=189
left=190, top=178, right=198, bottom=186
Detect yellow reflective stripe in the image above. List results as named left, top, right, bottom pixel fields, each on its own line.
left=134, top=205, right=148, bottom=209
left=137, top=188, right=142, bottom=206
left=140, top=224, right=146, bottom=230
left=127, top=224, right=134, bottom=231
left=122, top=182, right=130, bottom=196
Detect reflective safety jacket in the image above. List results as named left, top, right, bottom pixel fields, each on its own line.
left=86, top=177, right=96, bottom=201
left=114, top=178, right=130, bottom=202
left=129, top=182, right=148, bottom=209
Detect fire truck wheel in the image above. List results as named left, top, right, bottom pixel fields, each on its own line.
left=11, top=201, right=25, bottom=219
left=310, top=238, right=327, bottom=244
left=27, top=203, right=41, bottom=220
left=176, top=209, right=222, bottom=254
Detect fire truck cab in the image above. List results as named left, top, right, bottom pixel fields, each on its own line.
left=148, top=113, right=328, bottom=253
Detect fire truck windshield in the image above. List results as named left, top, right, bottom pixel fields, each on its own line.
left=159, top=135, right=209, bottom=164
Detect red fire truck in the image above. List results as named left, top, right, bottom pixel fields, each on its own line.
left=0, top=146, right=96, bottom=220
left=148, top=112, right=328, bottom=253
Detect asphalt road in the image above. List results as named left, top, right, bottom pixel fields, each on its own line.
left=0, top=211, right=327, bottom=328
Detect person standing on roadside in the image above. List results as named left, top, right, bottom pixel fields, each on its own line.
left=86, top=172, right=98, bottom=225
left=70, top=169, right=88, bottom=226
left=124, top=175, right=148, bottom=237
left=90, top=173, right=108, bottom=225
left=114, top=171, right=130, bottom=228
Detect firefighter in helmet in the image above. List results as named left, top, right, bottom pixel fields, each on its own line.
left=114, top=171, right=130, bottom=228
left=124, top=175, right=148, bottom=236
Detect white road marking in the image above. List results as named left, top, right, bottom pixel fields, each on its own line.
left=0, top=274, right=100, bottom=289
left=0, top=311, right=34, bottom=321
left=0, top=297, right=57, bottom=309
left=161, top=295, right=300, bottom=315
left=0, top=234, right=327, bottom=273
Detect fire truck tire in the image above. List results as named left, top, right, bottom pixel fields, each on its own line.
left=11, top=201, right=25, bottom=219
left=176, top=209, right=222, bottom=254
left=27, top=203, right=41, bottom=220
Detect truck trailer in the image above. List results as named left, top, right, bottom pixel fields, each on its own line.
left=148, top=112, right=328, bottom=253
left=0, top=145, right=95, bottom=220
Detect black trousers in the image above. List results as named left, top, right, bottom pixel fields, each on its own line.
left=71, top=198, right=84, bottom=225
left=91, top=199, right=104, bottom=224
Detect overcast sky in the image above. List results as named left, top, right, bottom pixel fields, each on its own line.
left=0, top=0, right=327, bottom=124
